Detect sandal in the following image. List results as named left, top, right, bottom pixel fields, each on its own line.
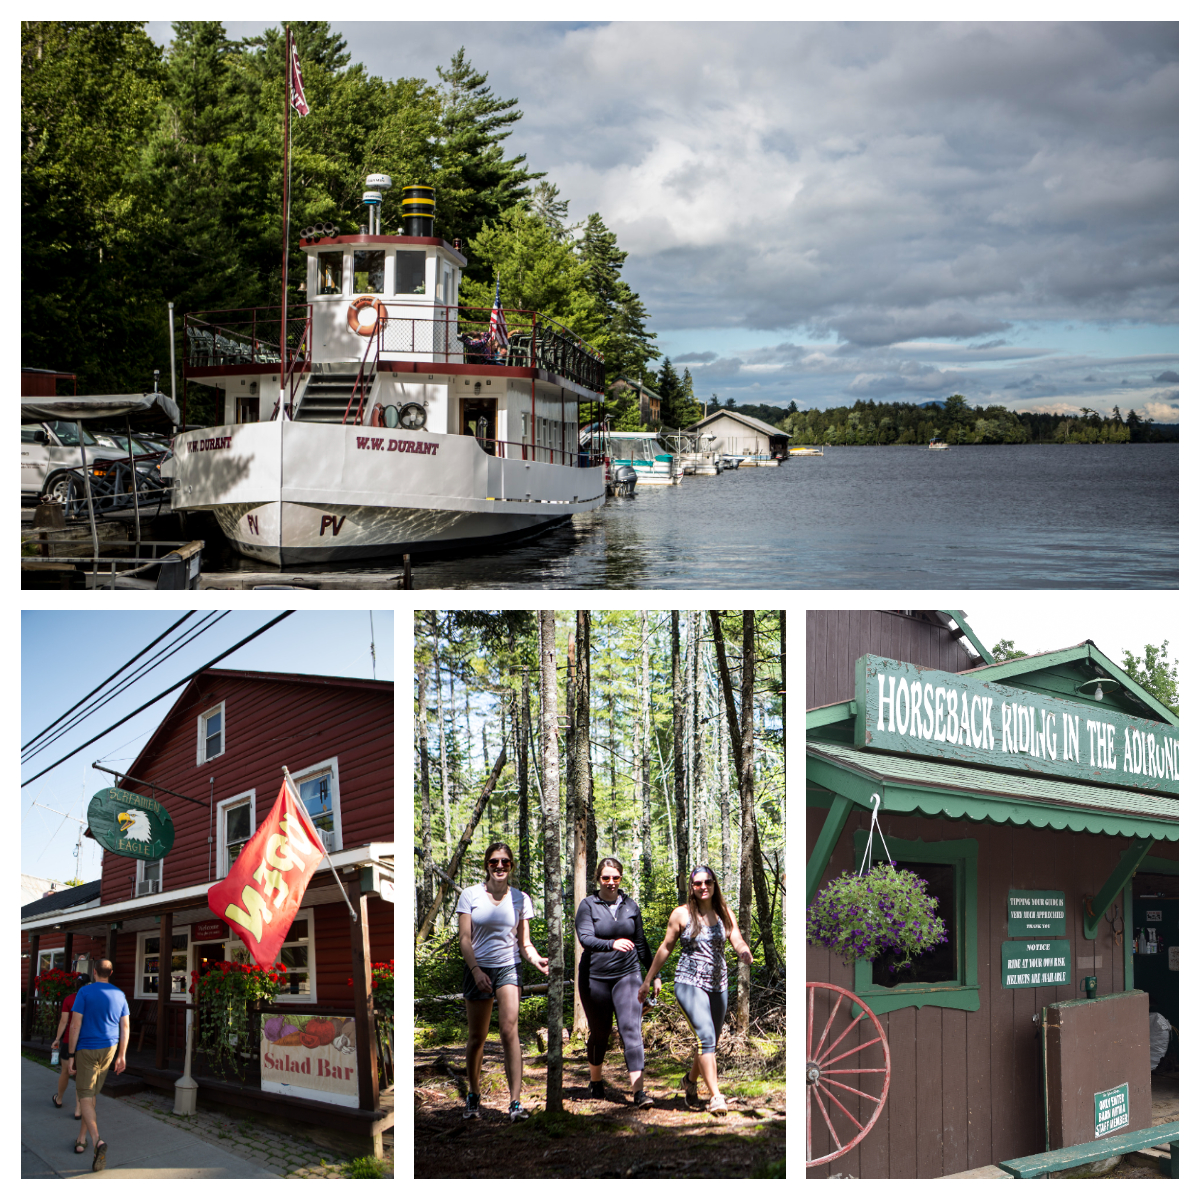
left=74, top=1140, right=87, bottom=1154
left=52, top=1093, right=63, bottom=1109
left=92, top=1141, right=107, bottom=1172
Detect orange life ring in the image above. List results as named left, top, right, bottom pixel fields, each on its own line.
left=347, top=297, right=388, bottom=337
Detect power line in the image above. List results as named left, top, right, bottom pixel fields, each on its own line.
left=22, top=611, right=231, bottom=762
left=21, top=611, right=297, bottom=787
left=21, top=611, right=196, bottom=753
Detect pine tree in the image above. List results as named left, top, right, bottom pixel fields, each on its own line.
left=657, top=358, right=685, bottom=429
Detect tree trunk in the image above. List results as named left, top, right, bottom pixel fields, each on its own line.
left=539, top=610, right=565, bottom=1112
left=518, top=668, right=531, bottom=897
left=719, top=669, right=731, bottom=890
left=749, top=814, right=779, bottom=977
left=570, top=612, right=592, bottom=1038
left=671, top=611, right=688, bottom=903
left=691, top=611, right=702, bottom=864
left=640, top=610, right=653, bottom=902
left=415, top=746, right=508, bottom=943
left=417, top=662, right=433, bottom=932
left=434, top=629, right=451, bottom=861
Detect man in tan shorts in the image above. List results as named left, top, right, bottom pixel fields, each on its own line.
left=67, top=959, right=129, bottom=1172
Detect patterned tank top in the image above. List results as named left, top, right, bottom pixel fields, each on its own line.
left=675, top=914, right=727, bottom=992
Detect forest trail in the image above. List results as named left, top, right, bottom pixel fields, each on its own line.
left=414, top=1042, right=786, bottom=1178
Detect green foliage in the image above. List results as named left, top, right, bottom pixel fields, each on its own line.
left=1121, top=640, right=1178, bottom=715
left=807, top=863, right=948, bottom=971
left=991, top=638, right=1028, bottom=662
left=344, top=1155, right=387, bottom=1178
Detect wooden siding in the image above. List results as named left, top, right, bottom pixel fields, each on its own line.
left=807, top=611, right=978, bottom=710
left=22, top=932, right=108, bottom=994
left=100, top=671, right=393, bottom=906
left=806, top=806, right=1142, bottom=1178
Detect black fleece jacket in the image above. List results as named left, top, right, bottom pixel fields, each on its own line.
left=574, top=891, right=653, bottom=981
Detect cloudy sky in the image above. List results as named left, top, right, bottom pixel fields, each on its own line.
left=146, top=20, right=1178, bottom=419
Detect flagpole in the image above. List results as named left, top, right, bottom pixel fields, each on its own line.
left=283, top=765, right=358, bottom=922
left=279, top=25, right=292, bottom=416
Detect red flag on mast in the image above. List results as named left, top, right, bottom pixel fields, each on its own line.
left=206, top=778, right=324, bottom=970
left=290, top=39, right=310, bottom=116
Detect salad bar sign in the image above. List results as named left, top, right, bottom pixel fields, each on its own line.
left=855, top=655, right=1179, bottom=795
left=1008, top=890, right=1067, bottom=936
left=261, top=1014, right=358, bottom=1107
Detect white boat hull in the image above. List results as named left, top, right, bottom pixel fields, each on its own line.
left=165, top=421, right=605, bottom=566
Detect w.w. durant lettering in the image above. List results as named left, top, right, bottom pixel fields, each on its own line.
left=355, top=436, right=439, bottom=455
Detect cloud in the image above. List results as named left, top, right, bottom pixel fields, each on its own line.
left=1154, top=370, right=1179, bottom=383
left=674, top=351, right=717, bottom=363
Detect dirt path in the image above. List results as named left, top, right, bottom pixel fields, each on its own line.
left=415, top=1042, right=786, bottom=1178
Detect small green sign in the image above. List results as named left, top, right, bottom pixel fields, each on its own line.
left=1008, top=889, right=1067, bottom=936
left=88, top=788, right=175, bottom=861
left=1094, top=1083, right=1130, bottom=1138
left=1000, top=939, right=1071, bottom=989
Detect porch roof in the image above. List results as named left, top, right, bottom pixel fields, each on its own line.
left=21, top=842, right=394, bottom=937
left=807, top=742, right=1178, bottom=841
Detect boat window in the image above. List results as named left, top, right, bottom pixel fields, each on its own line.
left=353, top=249, right=385, bottom=294
left=317, top=251, right=343, bottom=295
left=395, top=250, right=426, bottom=295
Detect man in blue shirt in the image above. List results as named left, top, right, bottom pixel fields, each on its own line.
left=67, top=958, right=129, bottom=1172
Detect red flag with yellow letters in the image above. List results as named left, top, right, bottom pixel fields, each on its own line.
left=206, top=779, right=324, bottom=970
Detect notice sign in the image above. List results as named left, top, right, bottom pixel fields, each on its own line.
left=1001, top=939, right=1071, bottom=988
left=1008, top=890, right=1067, bottom=936
left=261, top=1014, right=358, bottom=1108
left=1094, top=1083, right=1130, bottom=1138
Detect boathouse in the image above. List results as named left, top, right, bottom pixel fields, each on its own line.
left=687, top=408, right=789, bottom=459
left=806, top=610, right=1178, bottom=1178
left=21, top=667, right=395, bottom=1156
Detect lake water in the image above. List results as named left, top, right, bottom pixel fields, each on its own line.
left=405, top=444, right=1177, bottom=589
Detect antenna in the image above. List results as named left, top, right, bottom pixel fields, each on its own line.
left=369, top=611, right=377, bottom=680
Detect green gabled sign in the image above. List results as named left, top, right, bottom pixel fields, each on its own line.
left=88, top=787, right=175, bottom=861
left=854, top=655, right=1178, bottom=796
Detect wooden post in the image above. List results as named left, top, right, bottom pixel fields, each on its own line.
left=63, top=931, right=75, bottom=975
left=106, top=924, right=118, bottom=964
left=348, top=875, right=381, bottom=1125
left=24, top=933, right=41, bottom=1041
left=157, top=911, right=172, bottom=1071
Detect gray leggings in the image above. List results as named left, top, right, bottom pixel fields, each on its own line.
left=579, top=970, right=645, bottom=1073
left=675, top=980, right=728, bottom=1055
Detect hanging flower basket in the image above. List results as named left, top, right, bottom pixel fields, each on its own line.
left=807, top=862, right=948, bottom=971
left=190, top=960, right=286, bottom=1080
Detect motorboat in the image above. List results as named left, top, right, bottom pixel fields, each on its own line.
left=665, top=431, right=722, bottom=475
left=928, top=439, right=949, bottom=450
left=581, top=429, right=682, bottom=485
left=163, top=179, right=606, bottom=565
left=789, top=446, right=824, bottom=456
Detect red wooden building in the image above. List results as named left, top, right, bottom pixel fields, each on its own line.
left=21, top=667, right=395, bottom=1154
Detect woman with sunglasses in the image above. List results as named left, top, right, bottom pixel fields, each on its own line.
left=456, top=841, right=549, bottom=1121
left=638, top=865, right=752, bottom=1115
left=574, top=857, right=659, bottom=1108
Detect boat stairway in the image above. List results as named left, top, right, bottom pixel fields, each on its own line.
left=293, top=371, right=372, bottom=423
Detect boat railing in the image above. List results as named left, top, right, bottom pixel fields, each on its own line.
left=463, top=435, right=593, bottom=468
left=184, top=307, right=311, bottom=370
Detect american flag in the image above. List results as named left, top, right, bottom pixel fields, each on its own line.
left=488, top=280, right=509, bottom=353
left=290, top=38, right=310, bottom=116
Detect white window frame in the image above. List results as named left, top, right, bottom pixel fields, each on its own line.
left=136, top=857, right=164, bottom=896
left=135, top=928, right=191, bottom=1000
left=197, top=700, right=225, bottom=765
left=227, top=906, right=317, bottom=1004
left=290, top=755, right=342, bottom=852
left=216, top=789, right=256, bottom=879
left=37, top=948, right=67, bottom=976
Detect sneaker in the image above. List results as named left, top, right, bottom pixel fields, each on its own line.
left=680, top=1072, right=699, bottom=1104
left=508, top=1100, right=530, bottom=1121
left=463, top=1092, right=481, bottom=1120
left=634, top=1089, right=653, bottom=1109
left=588, top=1080, right=605, bottom=1100
left=707, top=1093, right=728, bottom=1115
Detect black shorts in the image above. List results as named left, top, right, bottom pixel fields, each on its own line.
left=463, top=961, right=522, bottom=1001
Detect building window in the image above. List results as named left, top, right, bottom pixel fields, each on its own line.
left=317, top=250, right=343, bottom=295
left=395, top=250, right=425, bottom=295
left=291, top=757, right=341, bottom=851
left=197, top=701, right=224, bottom=764
left=137, top=930, right=189, bottom=998
left=136, top=858, right=163, bottom=897
left=850, top=831, right=979, bottom=1015
left=353, top=249, right=385, bottom=294
left=37, top=949, right=67, bottom=979
left=217, top=790, right=256, bottom=878
left=230, top=909, right=314, bottom=999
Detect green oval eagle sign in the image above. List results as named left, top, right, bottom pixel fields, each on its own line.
left=88, top=788, right=175, bottom=860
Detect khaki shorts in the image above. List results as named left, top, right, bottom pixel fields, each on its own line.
left=73, top=1045, right=116, bottom=1099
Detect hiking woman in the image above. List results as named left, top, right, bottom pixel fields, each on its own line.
left=638, top=865, right=753, bottom=1115
left=457, top=841, right=548, bottom=1122
left=574, top=857, right=658, bottom=1109
left=50, top=973, right=86, bottom=1119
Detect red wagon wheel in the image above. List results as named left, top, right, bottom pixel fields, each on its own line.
left=806, top=982, right=891, bottom=1168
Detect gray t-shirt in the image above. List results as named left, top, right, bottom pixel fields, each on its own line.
left=456, top=883, right=534, bottom=968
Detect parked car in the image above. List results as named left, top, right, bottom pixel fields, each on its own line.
left=22, top=421, right=131, bottom=504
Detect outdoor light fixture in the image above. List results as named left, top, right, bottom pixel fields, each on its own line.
left=1075, top=677, right=1119, bottom=701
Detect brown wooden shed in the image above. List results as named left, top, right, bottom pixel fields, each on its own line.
left=806, top=611, right=1179, bottom=1178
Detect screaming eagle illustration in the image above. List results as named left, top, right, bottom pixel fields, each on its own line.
left=117, top=809, right=152, bottom=843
